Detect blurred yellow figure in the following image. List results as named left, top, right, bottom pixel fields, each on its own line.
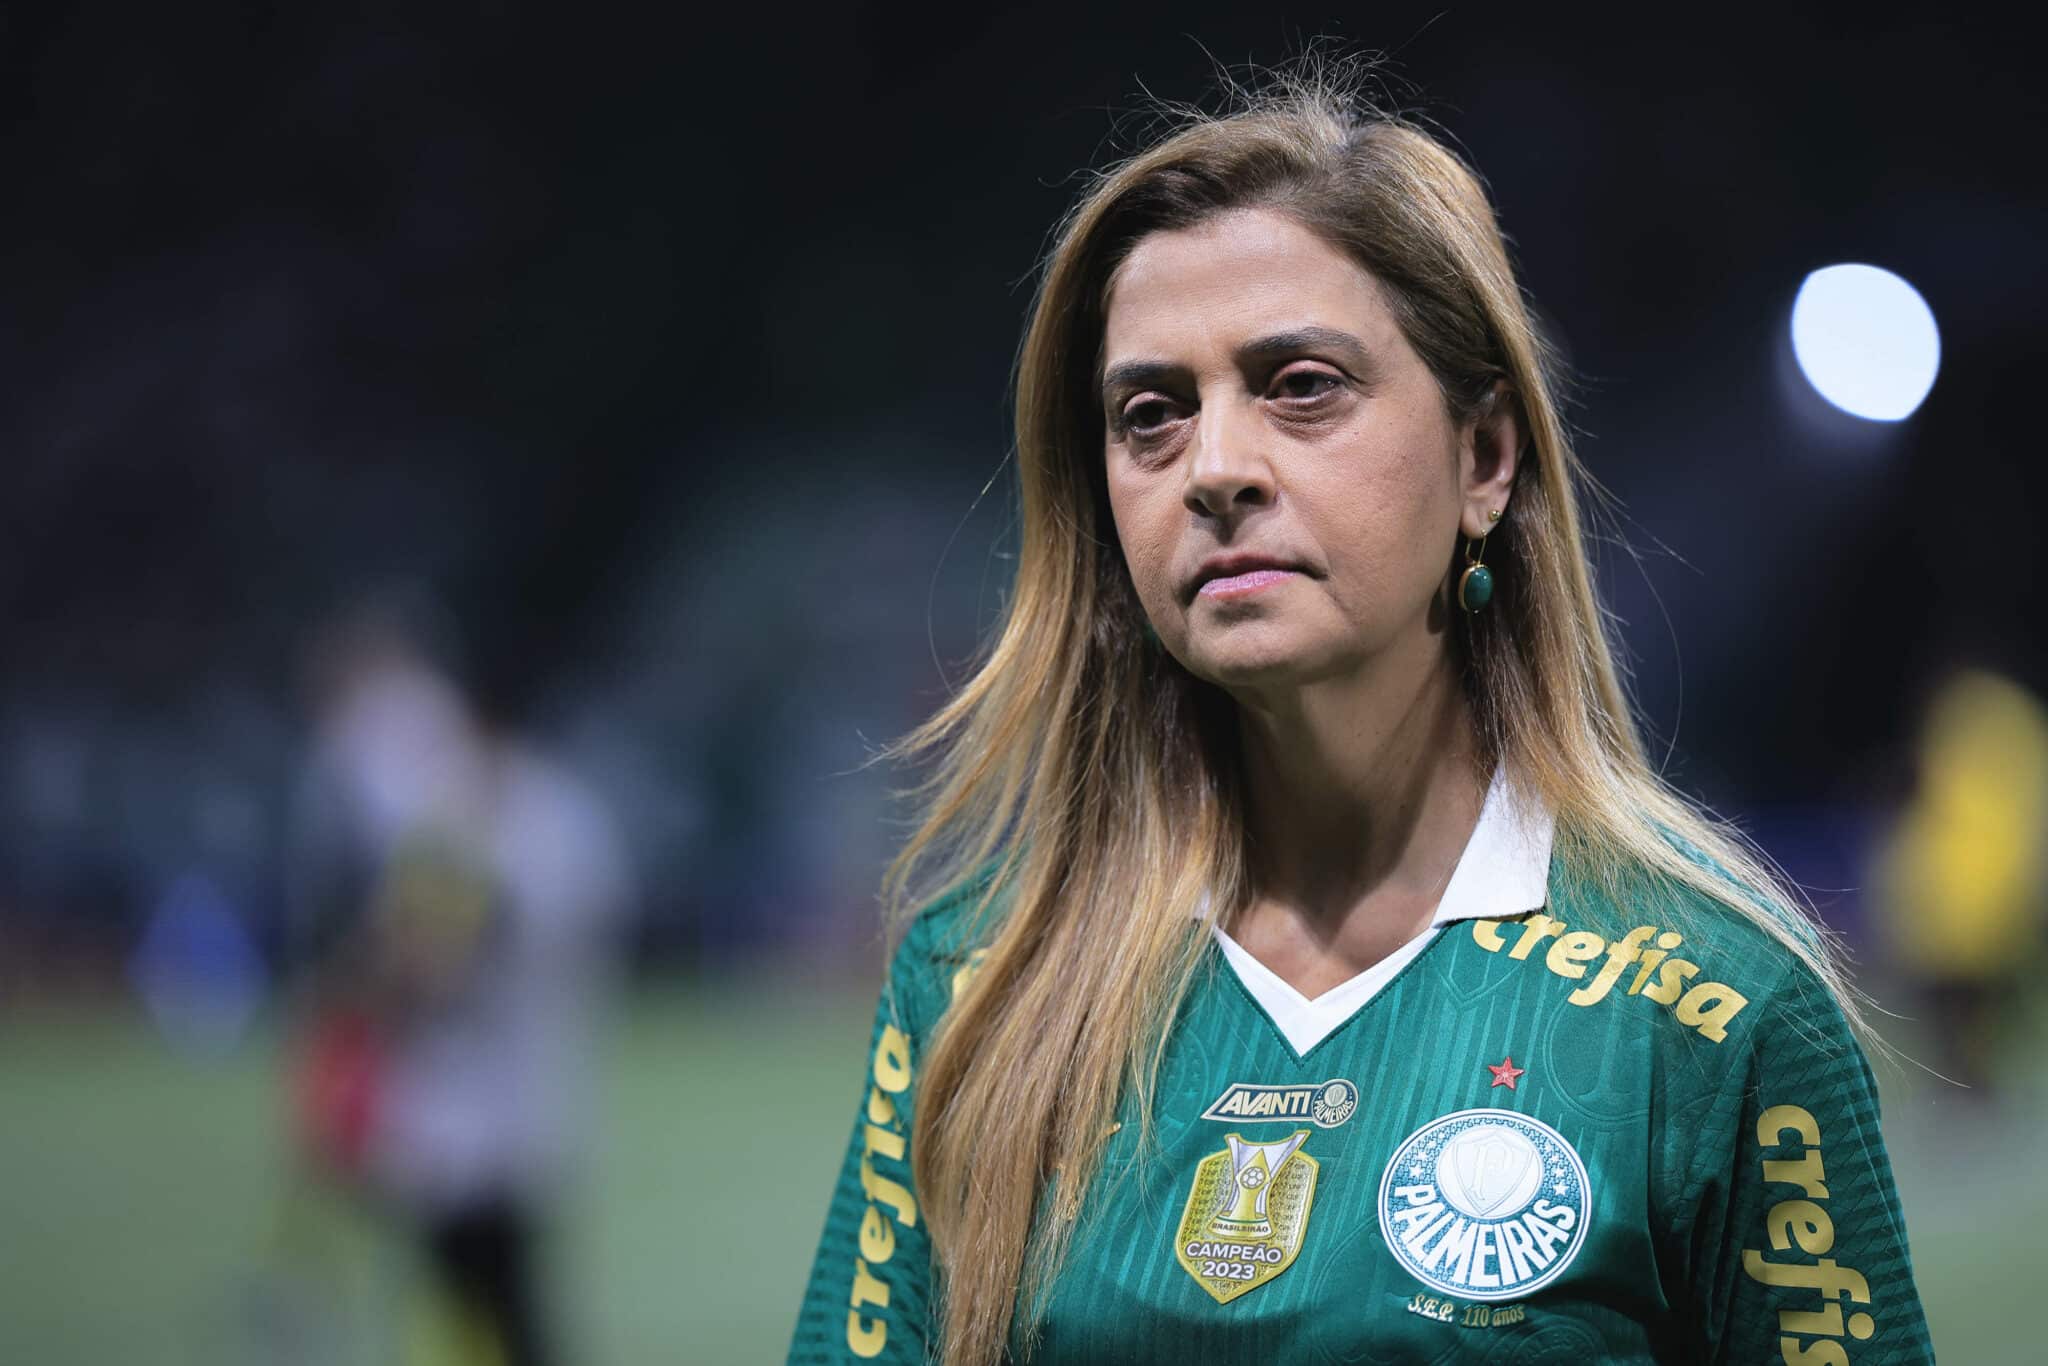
left=1871, top=667, right=2048, bottom=1095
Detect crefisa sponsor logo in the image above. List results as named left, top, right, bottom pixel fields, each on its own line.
left=1378, top=1108, right=1591, bottom=1303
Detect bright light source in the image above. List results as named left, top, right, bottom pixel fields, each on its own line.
left=1790, top=263, right=1940, bottom=421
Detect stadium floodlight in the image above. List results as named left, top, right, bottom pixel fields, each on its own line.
left=1789, top=263, right=1941, bottom=421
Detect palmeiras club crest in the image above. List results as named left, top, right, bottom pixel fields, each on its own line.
left=1173, top=1129, right=1320, bottom=1304
left=1377, top=1108, right=1591, bottom=1302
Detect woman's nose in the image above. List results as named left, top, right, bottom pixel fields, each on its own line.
left=1182, top=403, right=1275, bottom=518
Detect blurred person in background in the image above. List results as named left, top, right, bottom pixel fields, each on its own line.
left=788, top=56, right=1932, bottom=1365
left=1869, top=664, right=2048, bottom=1102
left=280, top=600, right=632, bottom=1366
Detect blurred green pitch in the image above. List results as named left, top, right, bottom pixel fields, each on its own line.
left=0, top=972, right=2039, bottom=1363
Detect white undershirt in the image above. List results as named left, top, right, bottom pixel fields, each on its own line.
left=1211, top=921, right=1446, bottom=1054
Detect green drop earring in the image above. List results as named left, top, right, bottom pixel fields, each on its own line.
left=1458, top=508, right=1502, bottom=614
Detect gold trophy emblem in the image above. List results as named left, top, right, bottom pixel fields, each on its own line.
left=1210, top=1131, right=1309, bottom=1240
left=1174, top=1128, right=1320, bottom=1303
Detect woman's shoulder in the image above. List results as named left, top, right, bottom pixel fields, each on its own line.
left=877, top=855, right=1012, bottom=1032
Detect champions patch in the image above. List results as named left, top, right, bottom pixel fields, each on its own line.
left=1173, top=1130, right=1319, bottom=1304
left=1377, top=1109, right=1590, bottom=1302
left=1201, top=1077, right=1358, bottom=1129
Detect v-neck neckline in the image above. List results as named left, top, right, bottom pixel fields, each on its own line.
left=1196, top=759, right=1555, bottom=1058
left=1209, top=919, right=1458, bottom=1062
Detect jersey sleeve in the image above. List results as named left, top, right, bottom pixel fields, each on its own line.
left=787, top=914, right=953, bottom=1364
left=1683, top=959, right=1934, bottom=1364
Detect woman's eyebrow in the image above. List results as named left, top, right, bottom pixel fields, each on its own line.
left=1238, top=326, right=1371, bottom=370
left=1099, top=358, right=1183, bottom=403
left=1100, top=326, right=1372, bottom=401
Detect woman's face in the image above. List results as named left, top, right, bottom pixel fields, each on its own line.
left=1100, top=206, right=1507, bottom=693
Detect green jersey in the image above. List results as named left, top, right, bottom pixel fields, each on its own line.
left=789, top=766, right=1933, bottom=1364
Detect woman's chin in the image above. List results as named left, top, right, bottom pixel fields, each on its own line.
left=1182, top=630, right=1347, bottom=689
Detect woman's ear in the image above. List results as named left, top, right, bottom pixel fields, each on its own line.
left=1459, top=384, right=1522, bottom=539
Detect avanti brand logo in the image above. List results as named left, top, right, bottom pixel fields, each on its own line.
left=1201, top=1077, right=1358, bottom=1129
left=1379, top=1108, right=1591, bottom=1302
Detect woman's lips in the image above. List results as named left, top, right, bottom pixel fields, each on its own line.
left=1197, top=568, right=1299, bottom=599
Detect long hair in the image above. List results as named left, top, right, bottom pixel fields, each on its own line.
left=874, top=52, right=1863, bottom=1365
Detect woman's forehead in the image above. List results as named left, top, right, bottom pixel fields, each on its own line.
left=1102, top=209, right=1395, bottom=360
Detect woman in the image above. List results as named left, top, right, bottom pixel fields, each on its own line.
left=790, top=59, right=1932, bottom=1365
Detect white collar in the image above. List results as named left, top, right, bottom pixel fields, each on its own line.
left=1201, top=760, right=1555, bottom=1054
left=1415, top=759, right=1555, bottom=926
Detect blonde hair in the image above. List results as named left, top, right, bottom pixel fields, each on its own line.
left=874, top=51, right=1863, bottom=1366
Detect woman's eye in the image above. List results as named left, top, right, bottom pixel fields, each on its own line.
left=1275, top=369, right=1342, bottom=401
left=1117, top=369, right=1338, bottom=440
left=1121, top=398, right=1175, bottom=436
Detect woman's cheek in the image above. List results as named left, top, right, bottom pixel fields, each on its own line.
left=1122, top=520, right=1179, bottom=606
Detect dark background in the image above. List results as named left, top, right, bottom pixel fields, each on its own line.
left=1, top=8, right=2041, bottom=1359
left=4, top=5, right=2040, bottom=973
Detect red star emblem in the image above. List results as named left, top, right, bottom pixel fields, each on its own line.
left=1486, top=1055, right=1526, bottom=1090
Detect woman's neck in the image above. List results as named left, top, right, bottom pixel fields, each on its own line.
left=1228, top=635, right=1486, bottom=976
